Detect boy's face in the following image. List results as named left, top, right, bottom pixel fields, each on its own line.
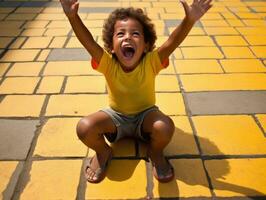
left=112, top=17, right=148, bottom=72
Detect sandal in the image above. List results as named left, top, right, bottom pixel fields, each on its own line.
left=152, top=159, right=175, bottom=183
left=85, top=151, right=113, bottom=183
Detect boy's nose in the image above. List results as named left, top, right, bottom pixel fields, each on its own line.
left=124, top=33, right=131, bottom=40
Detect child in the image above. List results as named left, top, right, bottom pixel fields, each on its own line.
left=60, top=0, right=212, bottom=183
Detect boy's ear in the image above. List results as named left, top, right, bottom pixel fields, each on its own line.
left=144, top=43, right=150, bottom=53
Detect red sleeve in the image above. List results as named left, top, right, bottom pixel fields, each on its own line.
left=91, top=58, right=99, bottom=69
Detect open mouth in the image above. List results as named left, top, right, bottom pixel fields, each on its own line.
left=121, top=46, right=135, bottom=59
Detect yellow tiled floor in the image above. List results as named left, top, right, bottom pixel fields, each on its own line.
left=0, top=0, right=266, bottom=199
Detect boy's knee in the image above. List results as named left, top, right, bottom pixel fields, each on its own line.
left=76, top=117, right=96, bottom=140
left=153, top=117, right=175, bottom=140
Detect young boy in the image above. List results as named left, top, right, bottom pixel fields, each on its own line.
left=60, top=0, right=212, bottom=183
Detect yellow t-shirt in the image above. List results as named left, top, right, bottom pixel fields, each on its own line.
left=92, top=49, right=168, bottom=115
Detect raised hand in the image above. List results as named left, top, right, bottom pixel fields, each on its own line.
left=60, top=0, right=79, bottom=18
left=180, top=0, right=212, bottom=23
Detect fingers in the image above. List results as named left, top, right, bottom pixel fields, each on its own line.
left=180, top=0, right=190, bottom=14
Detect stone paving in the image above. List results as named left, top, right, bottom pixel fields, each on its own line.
left=0, top=0, right=266, bottom=199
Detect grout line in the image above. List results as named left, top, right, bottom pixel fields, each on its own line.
left=10, top=95, right=50, bottom=199
left=174, top=59, right=216, bottom=197
left=252, top=114, right=266, bottom=137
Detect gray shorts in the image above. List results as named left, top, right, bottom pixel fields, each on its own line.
left=101, top=106, right=159, bottom=142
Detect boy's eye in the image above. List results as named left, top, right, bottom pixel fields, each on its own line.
left=133, top=31, right=140, bottom=36
left=116, top=32, right=124, bottom=37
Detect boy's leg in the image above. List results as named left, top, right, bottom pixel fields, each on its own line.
left=141, top=110, right=175, bottom=182
left=76, top=111, right=117, bottom=183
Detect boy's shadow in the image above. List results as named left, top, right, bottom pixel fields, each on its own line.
left=155, top=126, right=266, bottom=199
left=105, top=125, right=265, bottom=199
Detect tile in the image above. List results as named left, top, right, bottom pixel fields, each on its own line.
left=0, top=119, right=39, bottom=159
left=236, top=12, right=260, bottom=19
left=155, top=75, right=180, bottom=92
left=0, top=7, right=15, bottom=13
left=6, top=13, right=36, bottom=20
left=88, top=138, right=136, bottom=158
left=186, top=91, right=266, bottom=115
left=0, top=37, right=13, bottom=48
left=201, top=13, right=223, bottom=20
left=37, top=76, right=64, bottom=94
left=169, top=27, right=205, bottom=36
left=49, top=37, right=67, bottom=48
left=0, top=29, right=21, bottom=37
left=204, top=27, right=239, bottom=35
left=156, top=93, right=186, bottom=115
left=214, top=36, right=248, bottom=46
left=243, top=19, right=266, bottom=26
left=8, top=37, right=27, bottom=49
left=0, top=161, right=23, bottom=200
left=0, top=63, right=10, bottom=76
left=43, top=61, right=98, bottom=76
left=175, top=60, right=223, bottom=74
left=0, top=21, right=24, bottom=28
left=244, top=35, right=266, bottom=45
left=153, top=159, right=211, bottom=198
left=158, top=61, right=176, bottom=75
left=180, top=36, right=215, bottom=47
left=47, top=48, right=90, bottom=61
left=65, top=76, right=106, bottom=93
left=166, top=116, right=199, bottom=155
left=44, top=28, right=70, bottom=36
left=236, top=27, right=266, bottom=35
left=23, top=20, right=49, bottom=28
left=37, top=49, right=50, bottom=61
left=87, top=13, right=109, bottom=19
left=20, top=160, right=82, bottom=200
left=110, top=139, right=136, bottom=157
left=0, top=77, right=40, bottom=94
left=66, top=37, right=83, bottom=48
left=220, top=59, right=266, bottom=73
left=35, top=13, right=65, bottom=20
left=7, top=62, right=44, bottom=76
left=222, top=47, right=255, bottom=58
left=34, top=118, right=87, bottom=157
left=22, top=1, right=57, bottom=7
left=21, top=28, right=46, bottom=36
left=0, top=95, right=46, bottom=117
left=226, top=19, right=245, bottom=27
left=181, top=47, right=224, bottom=59
left=192, top=115, right=266, bottom=155
left=180, top=74, right=266, bottom=92
left=22, top=37, right=52, bottom=48
left=45, top=94, right=108, bottom=116
left=250, top=46, right=266, bottom=58
left=14, top=7, right=43, bottom=13
left=79, top=7, right=115, bottom=13
left=201, top=19, right=229, bottom=27
left=47, top=20, right=71, bottom=28
left=85, top=160, right=147, bottom=199
left=206, top=159, right=266, bottom=196
left=1, top=49, right=40, bottom=62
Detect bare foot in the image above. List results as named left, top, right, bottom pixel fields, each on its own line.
left=85, top=148, right=113, bottom=183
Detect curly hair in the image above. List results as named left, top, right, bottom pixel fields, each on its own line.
left=102, top=7, right=157, bottom=53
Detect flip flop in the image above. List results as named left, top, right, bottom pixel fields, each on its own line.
left=85, top=151, right=113, bottom=183
left=152, top=159, right=175, bottom=183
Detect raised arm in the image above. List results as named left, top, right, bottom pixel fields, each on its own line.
left=60, top=0, right=103, bottom=62
left=158, top=0, right=212, bottom=62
